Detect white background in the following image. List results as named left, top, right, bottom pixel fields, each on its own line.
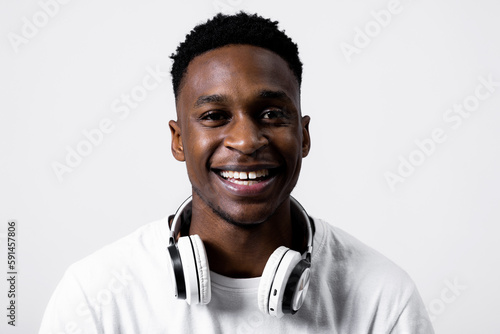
left=1, top=0, right=499, bottom=333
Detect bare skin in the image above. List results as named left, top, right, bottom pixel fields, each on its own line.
left=169, top=44, right=310, bottom=278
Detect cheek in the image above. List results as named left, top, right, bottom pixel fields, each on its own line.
left=183, top=130, right=220, bottom=174
left=274, top=130, right=304, bottom=183
left=274, top=128, right=303, bottom=159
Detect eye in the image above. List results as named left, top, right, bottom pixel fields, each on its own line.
left=198, top=110, right=230, bottom=126
left=202, top=112, right=225, bottom=121
left=261, top=109, right=290, bottom=122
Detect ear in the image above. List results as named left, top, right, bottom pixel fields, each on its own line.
left=301, top=115, right=311, bottom=158
left=169, top=120, right=185, bottom=161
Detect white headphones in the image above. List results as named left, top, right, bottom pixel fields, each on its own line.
left=166, top=196, right=314, bottom=318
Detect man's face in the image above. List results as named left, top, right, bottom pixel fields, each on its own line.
left=170, top=44, right=310, bottom=225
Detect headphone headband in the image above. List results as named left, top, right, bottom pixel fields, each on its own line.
left=290, top=196, right=313, bottom=262
left=168, top=196, right=313, bottom=258
left=168, top=196, right=193, bottom=245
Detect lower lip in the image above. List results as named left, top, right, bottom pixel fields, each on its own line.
left=215, top=172, right=276, bottom=196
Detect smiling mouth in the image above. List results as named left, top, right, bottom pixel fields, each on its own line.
left=217, top=168, right=273, bottom=185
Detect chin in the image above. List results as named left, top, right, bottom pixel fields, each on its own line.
left=211, top=203, right=272, bottom=227
left=193, top=183, right=290, bottom=226
left=215, top=195, right=293, bottom=228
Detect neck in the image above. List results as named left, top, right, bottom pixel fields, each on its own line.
left=188, top=194, right=294, bottom=278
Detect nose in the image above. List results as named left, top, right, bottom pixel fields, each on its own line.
left=223, top=117, right=268, bottom=155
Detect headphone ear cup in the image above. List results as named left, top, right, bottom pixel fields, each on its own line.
left=258, top=246, right=289, bottom=315
left=166, top=243, right=186, bottom=300
left=282, top=259, right=311, bottom=315
left=189, top=234, right=211, bottom=304
left=177, top=236, right=202, bottom=305
left=259, top=247, right=304, bottom=318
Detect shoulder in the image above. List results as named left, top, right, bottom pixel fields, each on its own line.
left=307, top=218, right=430, bottom=332
left=39, top=218, right=171, bottom=333
left=65, top=217, right=170, bottom=296
left=313, top=217, right=412, bottom=281
left=311, top=217, right=418, bottom=307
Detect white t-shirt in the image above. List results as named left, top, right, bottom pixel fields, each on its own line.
left=39, top=217, right=434, bottom=334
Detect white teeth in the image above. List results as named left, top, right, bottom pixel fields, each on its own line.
left=219, top=169, right=270, bottom=182
left=228, top=179, right=258, bottom=185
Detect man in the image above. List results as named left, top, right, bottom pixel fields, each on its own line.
left=40, top=12, right=434, bottom=333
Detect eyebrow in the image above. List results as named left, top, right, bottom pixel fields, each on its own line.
left=257, top=89, right=291, bottom=102
left=193, top=89, right=294, bottom=108
left=193, top=94, right=228, bottom=108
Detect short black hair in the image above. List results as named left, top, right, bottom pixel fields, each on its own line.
left=170, top=12, right=302, bottom=99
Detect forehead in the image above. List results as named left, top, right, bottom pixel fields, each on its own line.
left=176, top=44, right=300, bottom=113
